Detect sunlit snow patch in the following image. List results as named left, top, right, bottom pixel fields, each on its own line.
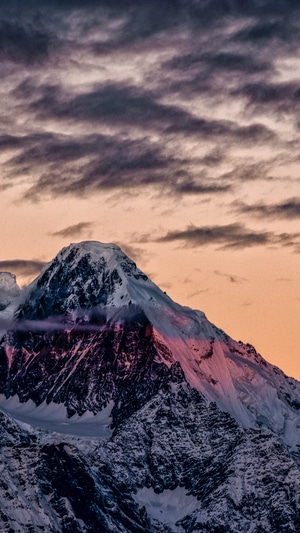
left=0, top=395, right=113, bottom=438
left=133, top=486, right=200, bottom=532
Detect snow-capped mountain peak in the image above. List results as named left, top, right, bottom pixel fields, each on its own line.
left=1, top=241, right=300, bottom=532
left=2, top=241, right=300, bottom=452
left=15, top=241, right=159, bottom=320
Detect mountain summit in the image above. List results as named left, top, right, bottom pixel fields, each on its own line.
left=0, top=241, right=300, bottom=532
left=16, top=241, right=152, bottom=319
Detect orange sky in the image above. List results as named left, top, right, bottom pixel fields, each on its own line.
left=0, top=1, right=299, bottom=378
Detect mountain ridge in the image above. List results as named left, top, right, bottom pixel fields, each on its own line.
left=1, top=240, right=299, bottom=450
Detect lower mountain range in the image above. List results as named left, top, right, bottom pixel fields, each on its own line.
left=0, top=241, right=299, bottom=532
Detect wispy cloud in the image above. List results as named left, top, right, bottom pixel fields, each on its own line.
left=117, top=243, right=147, bottom=264
left=24, top=81, right=274, bottom=144
left=235, top=198, right=300, bottom=220
left=0, top=260, right=46, bottom=277
left=187, top=288, right=210, bottom=299
left=51, top=222, right=93, bottom=238
left=214, top=270, right=248, bottom=284
left=157, top=223, right=271, bottom=250
left=232, top=81, right=300, bottom=115
left=1, top=127, right=234, bottom=201
left=156, top=223, right=300, bottom=251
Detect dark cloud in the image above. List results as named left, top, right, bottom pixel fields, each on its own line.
left=26, top=82, right=276, bottom=145
left=28, top=164, right=231, bottom=200
left=72, top=0, right=282, bottom=59
left=221, top=161, right=275, bottom=183
left=158, top=5, right=298, bottom=105
left=0, top=132, right=86, bottom=162
left=276, top=232, right=300, bottom=251
left=200, top=149, right=225, bottom=167
left=19, top=134, right=175, bottom=199
left=201, top=52, right=271, bottom=74
left=1, top=128, right=233, bottom=200
left=155, top=3, right=300, bottom=140
left=28, top=83, right=214, bottom=131
left=90, top=1, right=183, bottom=54
left=7, top=132, right=105, bottom=166
left=0, top=134, right=29, bottom=152
left=166, top=51, right=271, bottom=76
left=0, top=0, right=186, bottom=65
left=173, top=180, right=231, bottom=195
left=157, top=223, right=272, bottom=250
left=51, top=222, right=93, bottom=238
left=232, top=81, right=300, bottom=113
left=10, top=0, right=300, bottom=21
left=0, top=20, right=52, bottom=65
left=1, top=0, right=300, bottom=70
left=236, top=198, right=300, bottom=220
left=233, top=20, right=297, bottom=45
left=0, top=260, right=46, bottom=277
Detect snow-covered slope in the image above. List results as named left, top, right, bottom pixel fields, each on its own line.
left=1, top=240, right=299, bottom=450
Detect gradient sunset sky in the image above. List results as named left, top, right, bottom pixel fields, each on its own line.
left=0, top=1, right=299, bottom=377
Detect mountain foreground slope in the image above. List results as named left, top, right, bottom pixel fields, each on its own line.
left=0, top=241, right=300, bottom=532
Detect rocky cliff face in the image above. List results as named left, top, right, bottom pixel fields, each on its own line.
left=0, top=241, right=300, bottom=532
left=0, top=374, right=300, bottom=532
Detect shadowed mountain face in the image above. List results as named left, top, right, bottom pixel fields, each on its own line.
left=0, top=313, right=173, bottom=424
left=0, top=241, right=300, bottom=532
